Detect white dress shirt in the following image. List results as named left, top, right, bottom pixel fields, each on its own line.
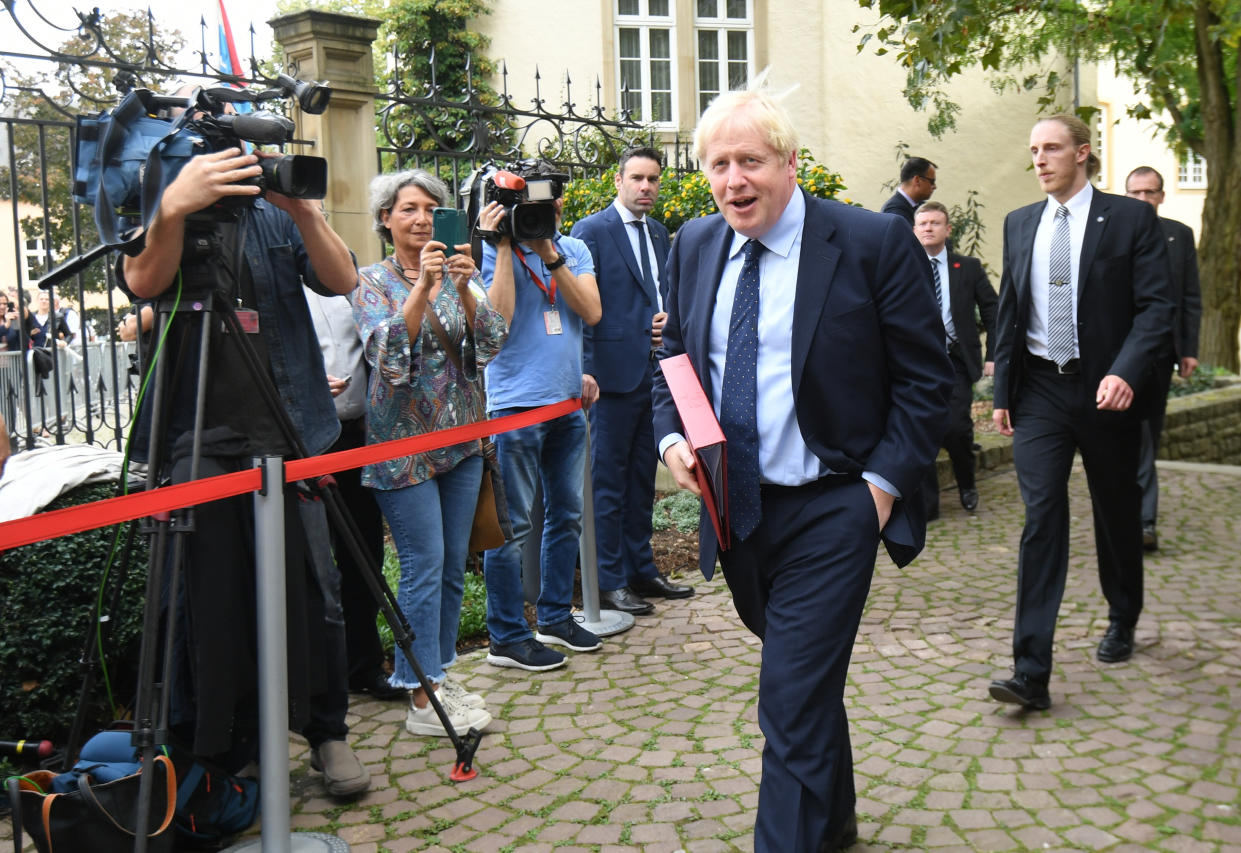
left=304, top=286, right=367, bottom=421
left=1026, top=182, right=1091, bottom=359
left=611, top=197, right=663, bottom=312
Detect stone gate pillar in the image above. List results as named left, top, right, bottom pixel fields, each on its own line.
left=270, top=11, right=382, bottom=267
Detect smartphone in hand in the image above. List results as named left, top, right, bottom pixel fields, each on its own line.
left=432, top=207, right=468, bottom=257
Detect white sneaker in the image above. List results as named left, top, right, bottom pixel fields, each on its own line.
left=405, top=690, right=492, bottom=737
left=440, top=676, right=486, bottom=710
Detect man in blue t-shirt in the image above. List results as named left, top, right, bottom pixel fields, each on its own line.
left=480, top=193, right=603, bottom=672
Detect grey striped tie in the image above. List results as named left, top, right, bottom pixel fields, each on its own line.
left=1046, top=205, right=1076, bottom=366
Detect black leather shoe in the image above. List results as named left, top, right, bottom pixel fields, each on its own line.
left=599, top=587, right=655, bottom=615
left=820, top=813, right=858, bottom=850
left=988, top=673, right=1051, bottom=710
left=630, top=573, right=695, bottom=599
left=1142, top=523, right=1158, bottom=552
left=960, top=488, right=979, bottom=511
left=1097, top=621, right=1135, bottom=662
left=350, top=672, right=407, bottom=701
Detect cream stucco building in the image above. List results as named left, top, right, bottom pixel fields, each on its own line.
left=471, top=0, right=1203, bottom=276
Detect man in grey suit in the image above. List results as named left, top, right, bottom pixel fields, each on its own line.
left=1124, top=166, right=1203, bottom=552
left=880, top=156, right=937, bottom=225
left=988, top=116, right=1175, bottom=711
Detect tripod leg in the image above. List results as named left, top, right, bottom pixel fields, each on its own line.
left=129, top=305, right=215, bottom=853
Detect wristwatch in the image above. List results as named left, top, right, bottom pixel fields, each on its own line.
left=544, top=254, right=567, bottom=271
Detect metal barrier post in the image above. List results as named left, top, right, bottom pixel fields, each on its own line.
left=224, top=456, right=348, bottom=853
left=575, top=409, right=634, bottom=637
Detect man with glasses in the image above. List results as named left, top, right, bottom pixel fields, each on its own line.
left=881, top=156, right=938, bottom=225
left=1123, top=166, right=1202, bottom=552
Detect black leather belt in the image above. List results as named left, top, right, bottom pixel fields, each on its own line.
left=1026, top=354, right=1080, bottom=375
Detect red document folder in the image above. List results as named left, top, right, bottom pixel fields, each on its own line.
left=661, top=353, right=729, bottom=549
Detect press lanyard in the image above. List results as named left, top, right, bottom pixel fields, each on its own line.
left=516, top=248, right=557, bottom=306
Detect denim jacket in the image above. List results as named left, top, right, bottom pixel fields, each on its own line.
left=120, top=200, right=350, bottom=463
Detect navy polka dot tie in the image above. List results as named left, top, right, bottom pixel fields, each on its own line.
left=720, top=239, right=764, bottom=542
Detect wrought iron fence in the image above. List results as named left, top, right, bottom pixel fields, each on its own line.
left=1, top=1, right=703, bottom=457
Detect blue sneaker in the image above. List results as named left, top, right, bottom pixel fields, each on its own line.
left=535, top=616, right=602, bottom=652
left=486, top=637, right=566, bottom=671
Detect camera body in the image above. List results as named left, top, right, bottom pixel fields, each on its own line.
left=480, top=160, right=569, bottom=242
left=72, top=74, right=333, bottom=246
left=184, top=88, right=327, bottom=202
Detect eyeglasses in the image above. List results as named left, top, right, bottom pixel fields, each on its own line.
left=920, top=174, right=937, bottom=187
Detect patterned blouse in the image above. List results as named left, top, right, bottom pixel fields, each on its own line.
left=353, top=258, right=509, bottom=490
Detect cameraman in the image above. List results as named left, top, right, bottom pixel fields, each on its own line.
left=120, top=136, right=369, bottom=798
left=479, top=176, right=603, bottom=672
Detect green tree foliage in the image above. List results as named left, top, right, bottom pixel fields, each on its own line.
left=0, top=10, right=185, bottom=291
left=853, top=0, right=1241, bottom=370
left=562, top=149, right=851, bottom=234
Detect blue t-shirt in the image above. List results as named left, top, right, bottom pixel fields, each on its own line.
left=482, top=234, right=595, bottom=412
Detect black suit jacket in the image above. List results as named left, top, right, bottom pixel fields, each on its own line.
left=993, top=189, right=1175, bottom=421
left=1159, top=216, right=1202, bottom=362
left=571, top=205, right=670, bottom=393
left=941, top=252, right=998, bottom=383
left=652, top=190, right=954, bottom=575
left=881, top=191, right=916, bottom=226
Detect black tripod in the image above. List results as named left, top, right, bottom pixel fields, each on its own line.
left=124, top=210, right=484, bottom=853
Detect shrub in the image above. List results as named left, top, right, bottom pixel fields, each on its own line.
left=653, top=489, right=701, bottom=534
left=561, top=148, right=851, bottom=234
left=0, top=483, right=147, bottom=746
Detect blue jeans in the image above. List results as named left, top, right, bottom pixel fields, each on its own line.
left=483, top=408, right=587, bottom=646
left=373, top=454, right=483, bottom=688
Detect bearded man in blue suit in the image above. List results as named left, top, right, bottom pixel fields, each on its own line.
left=651, top=88, right=953, bottom=851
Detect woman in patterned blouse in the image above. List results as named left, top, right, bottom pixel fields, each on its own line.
left=353, top=169, right=512, bottom=738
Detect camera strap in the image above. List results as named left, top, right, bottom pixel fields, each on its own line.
left=515, top=249, right=557, bottom=305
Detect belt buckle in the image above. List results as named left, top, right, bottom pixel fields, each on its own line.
left=1056, top=359, right=1079, bottom=375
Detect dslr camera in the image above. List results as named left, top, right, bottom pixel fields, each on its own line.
left=468, top=159, right=570, bottom=242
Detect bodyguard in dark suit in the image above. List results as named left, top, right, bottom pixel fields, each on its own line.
left=989, top=116, right=1175, bottom=712
left=914, top=201, right=998, bottom=515
left=1124, top=166, right=1203, bottom=552
left=653, top=89, right=953, bottom=852
left=879, top=156, right=937, bottom=225
left=572, top=147, right=693, bottom=615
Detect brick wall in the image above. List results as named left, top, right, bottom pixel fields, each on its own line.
left=1159, top=383, right=1241, bottom=464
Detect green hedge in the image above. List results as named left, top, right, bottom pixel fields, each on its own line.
left=0, top=483, right=147, bottom=748
left=561, top=148, right=852, bottom=234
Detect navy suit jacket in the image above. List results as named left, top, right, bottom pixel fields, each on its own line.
left=572, top=205, right=670, bottom=394
left=1158, top=216, right=1201, bottom=362
left=880, top=191, right=917, bottom=226
left=993, top=190, right=1175, bottom=423
left=944, top=252, right=998, bottom=383
left=652, top=190, right=954, bottom=576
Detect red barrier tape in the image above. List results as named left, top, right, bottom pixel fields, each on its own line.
left=0, top=398, right=583, bottom=551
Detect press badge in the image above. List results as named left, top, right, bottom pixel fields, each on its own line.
left=234, top=309, right=261, bottom=334
left=544, top=309, right=563, bottom=335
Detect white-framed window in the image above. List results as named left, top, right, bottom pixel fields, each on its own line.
left=694, top=0, right=753, bottom=115
left=616, top=0, right=675, bottom=125
left=23, top=236, right=45, bottom=285
left=1178, top=152, right=1207, bottom=189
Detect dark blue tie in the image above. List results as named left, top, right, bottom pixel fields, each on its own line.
left=719, top=239, right=764, bottom=542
